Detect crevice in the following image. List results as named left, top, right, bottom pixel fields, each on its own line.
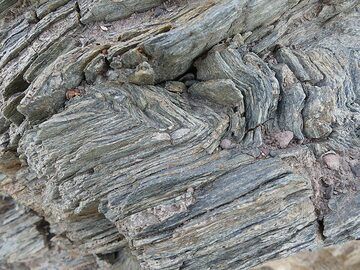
left=3, top=75, right=30, bottom=101
left=174, top=62, right=198, bottom=82
left=96, top=246, right=141, bottom=269
left=33, top=9, right=40, bottom=22
left=179, top=261, right=186, bottom=270
left=35, top=218, right=55, bottom=249
left=74, top=1, right=86, bottom=27
left=246, top=117, right=275, bottom=133
left=317, top=218, right=326, bottom=241
left=97, top=250, right=120, bottom=264
left=102, top=51, right=112, bottom=77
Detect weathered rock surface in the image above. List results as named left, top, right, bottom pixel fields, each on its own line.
left=324, top=193, right=360, bottom=244
left=0, top=0, right=359, bottom=269
left=0, top=193, right=99, bottom=269
left=254, top=240, right=360, bottom=270
left=189, top=79, right=244, bottom=106
left=78, top=0, right=165, bottom=24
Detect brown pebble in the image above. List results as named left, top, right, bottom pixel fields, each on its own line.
left=165, top=81, right=186, bottom=93
left=66, top=88, right=82, bottom=100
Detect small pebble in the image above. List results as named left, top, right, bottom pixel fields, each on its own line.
left=128, top=62, right=155, bottom=85
left=269, top=150, right=278, bottom=157
left=274, top=131, right=294, bottom=149
left=152, top=132, right=171, bottom=141
left=231, top=33, right=245, bottom=47
left=323, top=153, right=340, bottom=171
left=66, top=88, right=82, bottom=100
left=106, top=70, right=119, bottom=80
left=24, top=10, right=38, bottom=24
left=165, top=81, right=186, bottom=93
left=220, top=139, right=234, bottom=149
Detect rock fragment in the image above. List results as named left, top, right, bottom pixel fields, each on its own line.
left=303, top=85, right=336, bottom=139
left=65, top=88, right=82, bottom=100
left=273, top=64, right=306, bottom=140
left=121, top=48, right=148, bottom=69
left=179, top=73, right=195, bottom=82
left=195, top=48, right=279, bottom=130
left=220, top=138, right=235, bottom=149
left=274, top=131, right=294, bottom=149
left=128, top=62, right=155, bottom=85
left=322, top=152, right=341, bottom=171
left=84, top=54, right=108, bottom=84
left=17, top=46, right=104, bottom=122
left=189, top=79, right=244, bottom=106
left=24, top=10, right=38, bottom=23
left=165, top=81, right=186, bottom=93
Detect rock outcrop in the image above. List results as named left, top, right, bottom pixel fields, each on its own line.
left=0, top=0, right=359, bottom=269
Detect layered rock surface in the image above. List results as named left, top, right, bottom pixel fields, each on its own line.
left=254, top=240, right=360, bottom=270
left=0, top=0, right=359, bottom=269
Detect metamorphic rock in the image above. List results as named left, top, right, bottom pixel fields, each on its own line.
left=0, top=0, right=359, bottom=269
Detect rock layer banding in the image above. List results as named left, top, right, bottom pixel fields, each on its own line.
left=0, top=0, right=359, bottom=269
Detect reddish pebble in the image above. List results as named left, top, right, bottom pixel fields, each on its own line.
left=220, top=139, right=234, bottom=149
left=274, top=131, right=294, bottom=149
left=260, top=146, right=270, bottom=157
left=323, top=153, right=340, bottom=171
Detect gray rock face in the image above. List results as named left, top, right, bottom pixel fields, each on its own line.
left=79, top=0, right=165, bottom=23
left=324, top=193, right=360, bottom=244
left=0, top=0, right=359, bottom=269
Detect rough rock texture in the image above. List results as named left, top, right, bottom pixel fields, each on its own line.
left=254, top=240, right=360, bottom=270
left=0, top=193, right=99, bottom=270
left=0, top=0, right=359, bottom=269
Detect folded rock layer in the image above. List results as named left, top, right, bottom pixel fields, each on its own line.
left=0, top=0, right=359, bottom=269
